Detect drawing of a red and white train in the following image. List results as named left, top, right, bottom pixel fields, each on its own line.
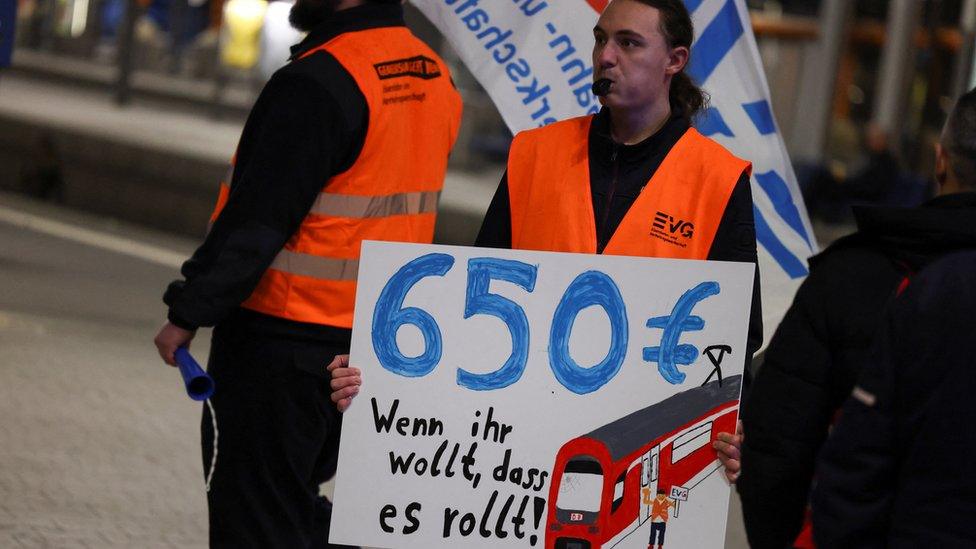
left=545, top=375, right=741, bottom=549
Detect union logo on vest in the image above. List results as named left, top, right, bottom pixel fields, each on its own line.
left=374, top=56, right=443, bottom=80
left=651, top=210, right=695, bottom=247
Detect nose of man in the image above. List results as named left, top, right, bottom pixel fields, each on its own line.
left=595, top=43, right=618, bottom=72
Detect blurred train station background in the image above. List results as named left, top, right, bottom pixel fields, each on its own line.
left=1, top=0, right=975, bottom=546
left=4, top=0, right=976, bottom=237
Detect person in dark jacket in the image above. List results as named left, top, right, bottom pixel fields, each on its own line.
left=811, top=249, right=976, bottom=547
left=152, top=1, right=461, bottom=547
left=725, top=88, right=976, bottom=548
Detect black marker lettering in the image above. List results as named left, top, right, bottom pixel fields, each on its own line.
left=379, top=504, right=396, bottom=533
left=404, top=502, right=422, bottom=535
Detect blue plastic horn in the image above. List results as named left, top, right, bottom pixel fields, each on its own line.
left=174, top=347, right=215, bottom=401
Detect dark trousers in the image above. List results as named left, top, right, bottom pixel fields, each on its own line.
left=201, top=316, right=354, bottom=548
left=649, top=521, right=667, bottom=546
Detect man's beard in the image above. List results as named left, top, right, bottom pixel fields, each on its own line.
left=289, top=0, right=339, bottom=32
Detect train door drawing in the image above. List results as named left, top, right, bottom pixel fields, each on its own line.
left=639, top=446, right=658, bottom=524
left=546, top=376, right=741, bottom=549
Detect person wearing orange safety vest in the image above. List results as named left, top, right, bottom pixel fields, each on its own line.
left=480, top=0, right=762, bottom=513
left=475, top=0, right=762, bottom=371
left=153, top=0, right=461, bottom=547
left=642, top=488, right=676, bottom=548
left=327, top=1, right=762, bottom=454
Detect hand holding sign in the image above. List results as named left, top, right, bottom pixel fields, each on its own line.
left=328, top=354, right=361, bottom=412
left=713, top=420, right=744, bottom=483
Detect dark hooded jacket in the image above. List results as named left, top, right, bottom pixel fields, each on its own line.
left=737, top=192, right=976, bottom=548
left=812, top=249, right=976, bottom=547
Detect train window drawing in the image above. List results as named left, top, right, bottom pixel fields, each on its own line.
left=547, top=376, right=741, bottom=549
left=671, top=422, right=713, bottom=463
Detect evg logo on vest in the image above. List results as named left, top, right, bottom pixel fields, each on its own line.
left=651, top=211, right=694, bottom=245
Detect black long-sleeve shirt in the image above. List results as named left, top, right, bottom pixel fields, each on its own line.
left=476, top=108, right=764, bottom=369
left=164, top=5, right=407, bottom=342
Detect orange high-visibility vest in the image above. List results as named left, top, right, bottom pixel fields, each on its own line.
left=507, top=116, right=750, bottom=259
left=651, top=496, right=672, bottom=522
left=213, top=27, right=462, bottom=328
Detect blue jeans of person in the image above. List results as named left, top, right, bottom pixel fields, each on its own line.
left=649, top=521, right=667, bottom=546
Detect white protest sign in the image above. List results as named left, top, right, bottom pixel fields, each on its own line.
left=409, top=0, right=817, bottom=340
left=331, top=241, right=754, bottom=548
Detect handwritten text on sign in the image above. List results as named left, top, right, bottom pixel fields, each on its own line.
left=331, top=242, right=754, bottom=548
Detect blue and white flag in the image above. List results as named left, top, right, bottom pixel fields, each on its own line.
left=411, top=0, right=817, bottom=338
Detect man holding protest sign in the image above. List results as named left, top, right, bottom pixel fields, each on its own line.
left=474, top=0, right=763, bottom=370
left=327, top=7, right=762, bottom=549
left=331, top=2, right=759, bottom=485
left=153, top=0, right=461, bottom=546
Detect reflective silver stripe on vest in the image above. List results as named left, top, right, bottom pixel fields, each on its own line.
left=268, top=250, right=359, bottom=281
left=310, top=190, right=440, bottom=218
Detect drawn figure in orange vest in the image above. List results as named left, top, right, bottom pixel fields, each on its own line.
left=643, top=488, right=676, bottom=549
